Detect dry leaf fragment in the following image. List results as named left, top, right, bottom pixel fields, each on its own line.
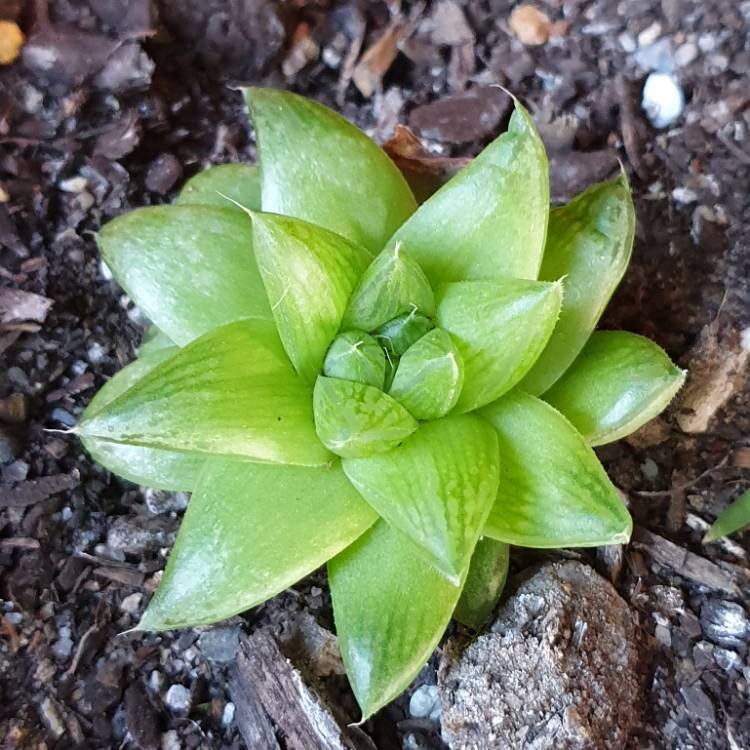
left=509, top=5, right=551, bottom=46
left=0, top=20, right=24, bottom=65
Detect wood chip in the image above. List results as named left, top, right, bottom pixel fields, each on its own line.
left=0, top=287, right=53, bottom=326
left=93, top=566, right=145, bottom=588
left=0, top=474, right=76, bottom=508
left=352, top=17, right=409, bottom=98
left=509, top=5, right=552, bottom=47
left=231, top=630, right=375, bottom=750
left=632, top=527, right=743, bottom=597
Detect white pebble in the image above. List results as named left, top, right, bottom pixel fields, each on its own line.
left=674, top=42, right=698, bottom=67
left=408, top=684, right=439, bottom=719
left=222, top=701, right=236, bottom=726
left=164, top=684, right=191, bottom=714
left=59, top=176, right=88, bottom=193
left=120, top=592, right=143, bottom=614
left=161, top=730, right=180, bottom=750
left=672, top=187, right=698, bottom=204
left=642, top=73, right=684, bottom=128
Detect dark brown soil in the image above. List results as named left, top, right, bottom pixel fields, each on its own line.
left=1, top=1, right=749, bottom=749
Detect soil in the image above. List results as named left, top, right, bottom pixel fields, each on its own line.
left=1, top=1, right=749, bottom=749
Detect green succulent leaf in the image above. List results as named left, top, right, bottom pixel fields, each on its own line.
left=329, top=520, right=464, bottom=720
left=140, top=458, right=377, bottom=630
left=82, top=348, right=202, bottom=491
left=78, top=320, right=330, bottom=466
left=388, top=328, right=464, bottom=420
left=388, top=99, right=549, bottom=285
left=245, top=87, right=417, bottom=253
left=343, top=414, right=500, bottom=582
left=704, top=489, right=750, bottom=542
left=323, top=331, right=385, bottom=388
left=519, top=174, right=635, bottom=395
left=543, top=331, right=686, bottom=446
left=137, top=325, right=176, bottom=357
left=343, top=244, right=435, bottom=331
left=251, top=212, right=371, bottom=383
left=454, top=538, right=510, bottom=631
left=437, top=280, right=562, bottom=413
left=175, top=163, right=262, bottom=211
left=97, top=206, right=271, bottom=345
left=373, top=311, right=434, bottom=357
left=313, top=376, right=417, bottom=458
left=481, top=391, right=632, bottom=547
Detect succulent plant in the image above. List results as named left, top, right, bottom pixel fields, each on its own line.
left=76, top=88, right=685, bottom=718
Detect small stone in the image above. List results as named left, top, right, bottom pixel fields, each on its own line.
left=642, top=72, right=684, bottom=128
left=198, top=623, right=242, bottom=664
left=509, top=5, right=551, bottom=46
left=637, top=21, right=662, bottom=47
left=714, top=647, right=742, bottom=672
left=87, top=341, right=106, bottom=365
left=222, top=701, right=235, bottom=726
left=143, top=488, right=189, bottom=515
left=655, top=623, right=672, bottom=647
left=672, top=187, right=698, bottom=204
left=59, top=176, right=88, bottom=193
left=700, top=600, right=750, bottom=648
left=692, top=640, right=714, bottom=669
left=161, top=729, right=180, bottom=750
left=164, top=684, right=191, bottom=715
left=39, top=697, right=66, bottom=739
left=409, top=684, right=439, bottom=719
left=634, top=38, right=674, bottom=72
left=53, top=626, right=74, bottom=661
left=640, top=457, right=660, bottom=480
left=145, top=154, right=182, bottom=195
left=679, top=683, right=715, bottom=723
left=674, top=42, right=698, bottom=67
left=120, top=592, right=143, bottom=615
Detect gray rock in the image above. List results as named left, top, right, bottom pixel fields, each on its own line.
left=164, top=684, right=191, bottom=715
left=198, top=621, right=242, bottom=664
left=679, top=683, right=715, bottom=723
left=700, top=600, right=749, bottom=648
left=438, top=561, right=641, bottom=750
left=409, top=684, right=440, bottom=719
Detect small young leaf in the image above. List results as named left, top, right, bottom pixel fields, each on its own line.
left=388, top=328, right=464, bottom=420
left=453, top=538, right=510, bottom=630
left=140, top=458, right=377, bottom=630
left=342, top=414, right=499, bottom=582
left=323, top=331, right=385, bottom=388
left=97, top=206, right=272, bottom=345
left=82, top=348, right=202, bottom=491
left=137, top=325, right=175, bottom=357
left=175, top=163, right=262, bottom=211
left=343, top=243, right=435, bottom=331
left=245, top=87, right=417, bottom=253
left=519, top=174, right=635, bottom=395
left=313, top=376, right=417, bottom=458
left=480, top=391, right=632, bottom=547
left=373, top=311, right=433, bottom=357
left=329, top=521, right=464, bottom=720
left=704, top=489, right=750, bottom=542
left=251, top=212, right=371, bottom=383
left=543, top=331, right=686, bottom=446
left=388, top=99, right=549, bottom=285
left=437, top=280, right=562, bottom=412
left=79, top=320, right=330, bottom=467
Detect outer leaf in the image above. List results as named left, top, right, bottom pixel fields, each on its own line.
left=388, top=328, right=464, bottom=420
left=97, top=206, right=271, bottom=345
left=175, top=163, right=262, bottom=210
left=343, top=415, right=499, bottom=582
left=481, top=392, right=632, bottom=547
left=519, top=174, right=636, bottom=395
left=251, top=212, right=371, bottom=382
left=137, top=325, right=175, bottom=357
left=323, top=331, right=385, bottom=388
left=245, top=87, right=417, bottom=253
left=329, top=521, right=464, bottom=719
left=140, top=458, right=377, bottom=630
left=82, top=347, right=202, bottom=490
left=454, top=538, right=510, bottom=630
left=543, top=331, right=686, bottom=446
left=78, top=320, right=330, bottom=467
left=313, top=376, right=417, bottom=458
left=704, top=489, right=750, bottom=542
left=437, top=280, right=562, bottom=413
left=343, top=244, right=435, bottom=331
left=388, top=99, right=549, bottom=285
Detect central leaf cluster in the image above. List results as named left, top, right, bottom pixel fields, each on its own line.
left=314, top=242, right=465, bottom=458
